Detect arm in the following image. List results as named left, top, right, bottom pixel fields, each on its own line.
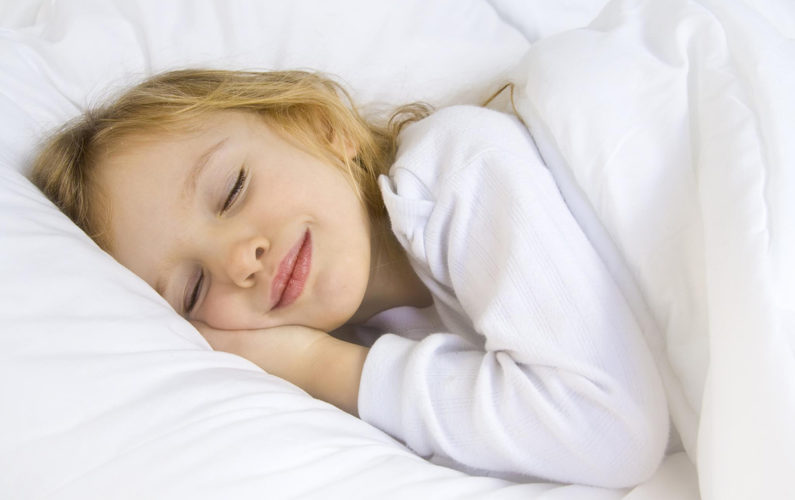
left=361, top=107, right=669, bottom=487
left=196, top=323, right=368, bottom=416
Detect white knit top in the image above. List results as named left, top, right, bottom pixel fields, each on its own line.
left=356, top=106, right=669, bottom=488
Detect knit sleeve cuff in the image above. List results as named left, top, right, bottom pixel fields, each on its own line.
left=357, top=333, right=420, bottom=450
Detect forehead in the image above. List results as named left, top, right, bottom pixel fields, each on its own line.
left=95, top=110, right=258, bottom=201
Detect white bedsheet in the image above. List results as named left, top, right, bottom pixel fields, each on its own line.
left=1, top=0, right=791, bottom=498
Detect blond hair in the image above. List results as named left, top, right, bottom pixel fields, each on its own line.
left=30, top=69, right=430, bottom=251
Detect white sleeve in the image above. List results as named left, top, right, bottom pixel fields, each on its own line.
left=358, top=110, right=669, bottom=488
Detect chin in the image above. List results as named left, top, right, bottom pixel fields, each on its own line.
left=311, top=282, right=368, bottom=331
left=313, top=310, right=355, bottom=333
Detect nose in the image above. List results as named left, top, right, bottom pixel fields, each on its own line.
left=225, top=236, right=269, bottom=287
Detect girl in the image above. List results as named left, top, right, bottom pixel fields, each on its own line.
left=31, top=69, right=668, bottom=488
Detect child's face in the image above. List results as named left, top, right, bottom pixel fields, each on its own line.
left=95, top=111, right=372, bottom=332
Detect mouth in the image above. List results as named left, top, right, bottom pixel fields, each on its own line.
left=270, top=229, right=312, bottom=310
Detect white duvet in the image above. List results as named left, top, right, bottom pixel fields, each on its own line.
left=1, top=0, right=792, bottom=499
left=510, top=1, right=795, bottom=498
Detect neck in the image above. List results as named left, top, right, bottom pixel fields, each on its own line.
left=350, top=223, right=432, bottom=325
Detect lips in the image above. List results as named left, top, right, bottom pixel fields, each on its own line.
left=270, top=230, right=312, bottom=310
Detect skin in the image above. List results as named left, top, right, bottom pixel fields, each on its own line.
left=94, top=110, right=431, bottom=414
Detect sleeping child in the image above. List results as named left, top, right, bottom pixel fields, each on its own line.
left=30, top=69, right=668, bottom=488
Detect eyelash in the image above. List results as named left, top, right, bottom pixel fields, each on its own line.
left=185, top=270, right=204, bottom=314
left=221, top=168, right=247, bottom=214
left=185, top=168, right=248, bottom=315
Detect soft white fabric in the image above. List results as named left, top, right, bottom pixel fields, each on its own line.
left=2, top=1, right=617, bottom=499
left=361, top=106, right=668, bottom=488
left=486, top=0, right=610, bottom=42
left=5, top=0, right=787, bottom=497
left=508, top=0, right=795, bottom=499
left=0, top=170, right=567, bottom=500
left=0, top=0, right=529, bottom=176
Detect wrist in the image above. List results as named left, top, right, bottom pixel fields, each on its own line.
left=305, top=334, right=369, bottom=416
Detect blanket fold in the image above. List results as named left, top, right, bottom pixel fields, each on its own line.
left=512, top=1, right=795, bottom=498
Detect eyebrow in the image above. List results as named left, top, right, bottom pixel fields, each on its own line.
left=182, top=137, right=229, bottom=201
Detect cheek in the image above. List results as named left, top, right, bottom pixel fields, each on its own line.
left=311, top=247, right=370, bottom=324
left=199, top=288, right=259, bottom=330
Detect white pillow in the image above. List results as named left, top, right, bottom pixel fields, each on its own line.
left=2, top=1, right=610, bottom=498
left=1, top=0, right=528, bottom=175
left=486, top=0, right=610, bottom=42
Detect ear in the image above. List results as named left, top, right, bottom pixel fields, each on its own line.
left=340, top=135, right=359, bottom=161
left=328, top=127, right=359, bottom=161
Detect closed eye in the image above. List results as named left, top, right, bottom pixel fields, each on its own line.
left=185, top=270, right=204, bottom=315
left=221, top=169, right=247, bottom=214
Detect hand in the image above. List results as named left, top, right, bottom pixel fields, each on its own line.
left=192, top=321, right=369, bottom=415
left=192, top=321, right=327, bottom=388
